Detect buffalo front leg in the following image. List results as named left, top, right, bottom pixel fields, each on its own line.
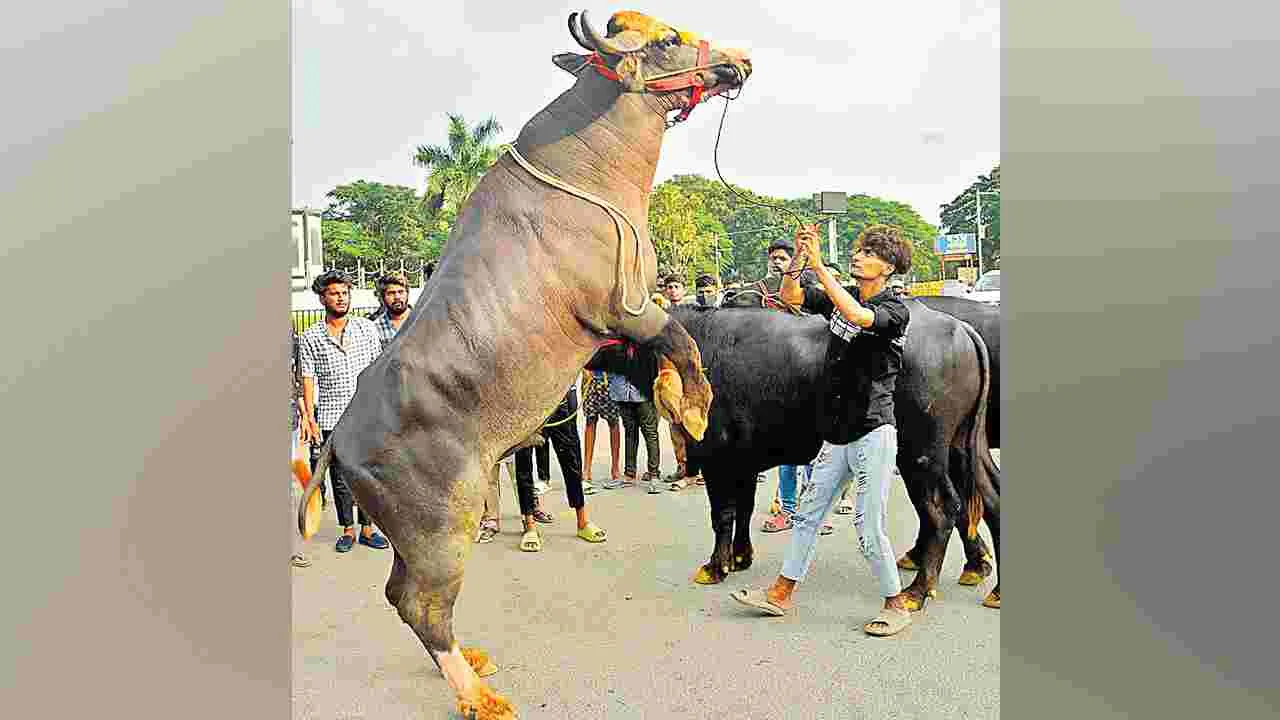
left=611, top=306, right=713, bottom=442
left=693, top=467, right=735, bottom=585
left=896, top=457, right=929, bottom=573
left=382, top=465, right=515, bottom=720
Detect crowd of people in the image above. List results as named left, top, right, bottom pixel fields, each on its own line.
left=291, top=222, right=923, bottom=637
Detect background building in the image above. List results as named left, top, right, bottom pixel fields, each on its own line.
left=291, top=208, right=324, bottom=292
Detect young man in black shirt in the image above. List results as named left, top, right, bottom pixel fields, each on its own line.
left=731, top=223, right=917, bottom=637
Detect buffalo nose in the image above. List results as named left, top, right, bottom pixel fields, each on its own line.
left=721, top=47, right=752, bottom=77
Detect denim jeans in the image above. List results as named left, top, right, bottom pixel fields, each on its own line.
left=776, top=463, right=813, bottom=514
left=780, top=425, right=901, bottom=598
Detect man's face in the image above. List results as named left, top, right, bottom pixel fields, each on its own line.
left=382, top=284, right=409, bottom=316
left=768, top=249, right=792, bottom=275
left=664, top=280, right=685, bottom=302
left=320, top=282, right=351, bottom=316
left=696, top=285, right=718, bottom=305
left=850, top=245, right=895, bottom=282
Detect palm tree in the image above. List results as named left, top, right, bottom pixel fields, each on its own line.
left=413, top=114, right=506, bottom=217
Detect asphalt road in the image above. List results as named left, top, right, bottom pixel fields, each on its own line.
left=291, top=423, right=1000, bottom=719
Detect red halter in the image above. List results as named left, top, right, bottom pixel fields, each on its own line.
left=584, top=40, right=716, bottom=125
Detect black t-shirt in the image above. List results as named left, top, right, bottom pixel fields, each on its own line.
left=802, top=283, right=910, bottom=443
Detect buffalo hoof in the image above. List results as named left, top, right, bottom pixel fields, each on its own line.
left=899, top=591, right=928, bottom=612
left=982, top=589, right=1001, bottom=609
left=693, top=563, right=728, bottom=585
left=461, top=647, right=499, bottom=678
left=682, top=403, right=709, bottom=442
left=958, top=563, right=993, bottom=586
left=457, top=681, right=516, bottom=720
left=731, top=551, right=753, bottom=572
left=897, top=553, right=921, bottom=571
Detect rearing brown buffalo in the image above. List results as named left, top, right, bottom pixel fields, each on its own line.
left=294, top=10, right=752, bottom=720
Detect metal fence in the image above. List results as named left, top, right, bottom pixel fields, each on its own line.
left=291, top=307, right=380, bottom=334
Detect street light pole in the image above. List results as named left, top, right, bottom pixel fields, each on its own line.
left=975, top=189, right=1000, bottom=279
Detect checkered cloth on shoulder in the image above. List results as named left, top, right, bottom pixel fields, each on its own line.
left=375, top=312, right=402, bottom=350
left=298, top=316, right=382, bottom=431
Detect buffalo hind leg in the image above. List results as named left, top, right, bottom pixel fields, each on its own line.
left=693, top=467, right=735, bottom=585
left=897, top=453, right=955, bottom=611
left=383, top=475, right=514, bottom=719
left=730, top=467, right=758, bottom=572
left=980, top=468, right=1001, bottom=609
left=948, top=446, right=994, bottom=585
left=897, top=453, right=993, bottom=588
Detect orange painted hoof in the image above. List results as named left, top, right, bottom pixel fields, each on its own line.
left=897, top=554, right=920, bottom=571
left=983, top=590, right=1001, bottom=609
left=461, top=647, right=499, bottom=678
left=458, top=682, right=516, bottom=720
left=958, top=569, right=987, bottom=586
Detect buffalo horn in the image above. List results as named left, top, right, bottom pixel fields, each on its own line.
left=567, top=12, right=594, bottom=52
left=579, top=10, right=645, bottom=55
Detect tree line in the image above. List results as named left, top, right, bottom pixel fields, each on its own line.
left=316, top=114, right=999, bottom=286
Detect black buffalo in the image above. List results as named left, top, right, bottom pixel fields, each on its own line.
left=601, top=302, right=1001, bottom=610
left=915, top=296, right=1001, bottom=449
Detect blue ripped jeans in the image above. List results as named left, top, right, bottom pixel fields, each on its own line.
left=780, top=425, right=902, bottom=598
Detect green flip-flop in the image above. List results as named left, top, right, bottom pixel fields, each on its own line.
left=576, top=523, right=607, bottom=543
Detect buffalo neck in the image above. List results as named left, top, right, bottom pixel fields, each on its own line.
left=511, top=71, right=666, bottom=215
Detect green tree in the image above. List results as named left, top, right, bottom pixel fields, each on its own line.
left=939, top=164, right=1000, bottom=271
left=413, top=114, right=505, bottom=222
left=323, top=181, right=426, bottom=264
left=652, top=175, right=939, bottom=284
left=647, top=183, right=725, bottom=285
left=662, top=174, right=791, bottom=284
left=839, top=195, right=941, bottom=281
left=320, top=218, right=378, bottom=268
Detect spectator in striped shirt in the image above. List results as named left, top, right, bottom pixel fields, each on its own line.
left=298, top=270, right=390, bottom=554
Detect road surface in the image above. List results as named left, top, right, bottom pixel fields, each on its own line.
left=291, top=422, right=1000, bottom=719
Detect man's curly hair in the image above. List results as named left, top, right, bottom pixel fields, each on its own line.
left=856, top=224, right=913, bottom=277
left=311, top=269, right=351, bottom=296
left=377, top=271, right=409, bottom=294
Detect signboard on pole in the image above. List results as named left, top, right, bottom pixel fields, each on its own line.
left=813, top=191, right=847, bottom=214
left=812, top=191, right=847, bottom=265
left=935, top=233, right=977, bottom=255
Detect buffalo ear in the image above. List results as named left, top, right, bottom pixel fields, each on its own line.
left=552, top=52, right=592, bottom=75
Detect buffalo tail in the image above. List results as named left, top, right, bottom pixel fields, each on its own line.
left=959, top=321, right=994, bottom=540
left=295, top=439, right=332, bottom=539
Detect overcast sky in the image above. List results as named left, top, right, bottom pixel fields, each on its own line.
left=292, top=1, right=999, bottom=226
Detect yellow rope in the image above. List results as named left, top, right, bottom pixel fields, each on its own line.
left=506, top=145, right=650, bottom=317
left=539, top=406, right=580, bottom=429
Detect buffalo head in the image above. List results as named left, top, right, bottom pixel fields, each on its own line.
left=556, top=10, right=752, bottom=109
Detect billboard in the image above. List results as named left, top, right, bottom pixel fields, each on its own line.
left=935, top=232, right=977, bottom=255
